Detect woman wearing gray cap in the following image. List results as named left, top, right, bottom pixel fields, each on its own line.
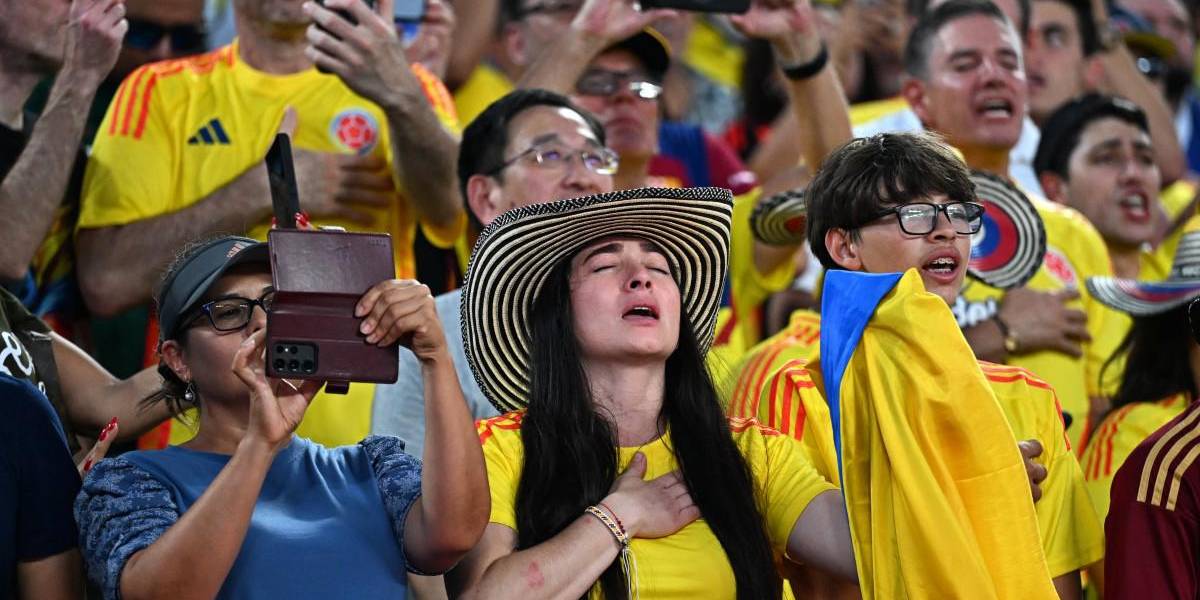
left=73, top=236, right=488, bottom=600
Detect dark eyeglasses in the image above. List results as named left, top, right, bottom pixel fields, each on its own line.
left=515, top=0, right=582, bottom=19
left=487, top=142, right=619, bottom=176
left=184, top=291, right=276, bottom=333
left=868, top=201, right=985, bottom=235
left=575, top=70, right=663, bottom=100
left=125, top=19, right=207, bottom=53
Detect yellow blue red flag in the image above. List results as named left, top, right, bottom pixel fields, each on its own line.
left=820, top=269, right=1056, bottom=599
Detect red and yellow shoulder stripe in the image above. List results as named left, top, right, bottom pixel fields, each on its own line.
left=978, top=361, right=1054, bottom=391
left=476, top=410, right=524, bottom=445
left=410, top=62, right=458, bottom=129
left=106, top=46, right=237, bottom=140
left=1085, top=403, right=1141, bottom=481
left=730, top=313, right=821, bottom=417
left=727, top=415, right=782, bottom=436
left=1135, top=402, right=1200, bottom=511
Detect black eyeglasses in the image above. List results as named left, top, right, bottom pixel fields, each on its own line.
left=869, top=201, right=985, bottom=235
left=184, top=291, right=276, bottom=333
left=487, top=142, right=619, bottom=176
left=125, top=19, right=207, bottom=53
left=576, top=70, right=662, bottom=100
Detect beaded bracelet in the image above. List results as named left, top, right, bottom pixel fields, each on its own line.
left=585, top=505, right=629, bottom=546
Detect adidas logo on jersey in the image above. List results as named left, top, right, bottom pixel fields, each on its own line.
left=187, top=118, right=231, bottom=145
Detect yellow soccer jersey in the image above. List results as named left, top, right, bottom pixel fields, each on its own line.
left=79, top=43, right=464, bottom=448
left=847, top=97, right=909, bottom=127
left=79, top=42, right=464, bottom=277
left=744, top=354, right=1103, bottom=579
left=707, top=190, right=797, bottom=377
left=452, top=63, right=514, bottom=127
left=476, top=411, right=835, bottom=599
left=1081, top=393, right=1190, bottom=523
left=955, top=196, right=1116, bottom=450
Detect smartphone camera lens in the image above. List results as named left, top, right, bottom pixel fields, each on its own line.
left=302, top=360, right=315, bottom=373
left=273, top=358, right=285, bottom=370
left=276, top=345, right=286, bottom=355
left=288, top=359, right=300, bottom=371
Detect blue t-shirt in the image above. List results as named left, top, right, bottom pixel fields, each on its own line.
left=75, top=436, right=422, bottom=600
left=0, top=374, right=80, bottom=600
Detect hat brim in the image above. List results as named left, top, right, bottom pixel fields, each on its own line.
left=461, top=187, right=733, bottom=413
left=159, top=240, right=270, bottom=338
left=750, top=187, right=807, bottom=246
left=968, top=171, right=1046, bottom=290
left=609, top=29, right=671, bottom=81
left=1086, top=277, right=1200, bottom=315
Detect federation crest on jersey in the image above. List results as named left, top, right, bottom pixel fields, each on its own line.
left=1043, top=247, right=1079, bottom=288
left=330, top=109, right=379, bottom=154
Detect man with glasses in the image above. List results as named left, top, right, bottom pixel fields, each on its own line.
left=728, top=131, right=1103, bottom=599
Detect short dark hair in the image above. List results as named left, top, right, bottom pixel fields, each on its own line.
left=457, top=89, right=606, bottom=227
left=806, top=132, right=977, bottom=270
left=905, top=0, right=1017, bottom=79
left=909, top=0, right=1030, bottom=32
left=1033, top=93, right=1150, bottom=178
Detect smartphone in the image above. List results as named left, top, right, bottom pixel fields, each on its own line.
left=394, top=0, right=425, bottom=21
left=638, top=0, right=750, bottom=13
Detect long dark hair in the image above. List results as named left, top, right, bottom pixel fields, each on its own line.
left=1104, top=305, right=1197, bottom=415
left=514, top=260, right=780, bottom=599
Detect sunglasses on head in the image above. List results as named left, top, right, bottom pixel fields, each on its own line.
left=125, top=19, right=207, bottom=53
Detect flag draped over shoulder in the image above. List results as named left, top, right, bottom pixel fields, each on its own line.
left=820, top=269, right=1056, bottom=599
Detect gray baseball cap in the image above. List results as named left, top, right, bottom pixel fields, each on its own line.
left=157, top=236, right=270, bottom=340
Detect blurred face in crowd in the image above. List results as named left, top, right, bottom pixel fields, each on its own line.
left=0, top=0, right=71, bottom=72
left=114, top=0, right=206, bottom=81
left=571, top=50, right=662, bottom=166
left=826, top=194, right=975, bottom=305
left=905, top=14, right=1027, bottom=157
left=1045, top=117, right=1160, bottom=248
left=466, top=105, right=613, bottom=225
left=506, top=0, right=582, bottom=68
left=1123, top=0, right=1194, bottom=68
left=1026, top=0, right=1091, bottom=124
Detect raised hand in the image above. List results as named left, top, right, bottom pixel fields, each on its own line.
left=354, top=279, right=448, bottom=360
left=63, top=0, right=128, bottom=86
left=303, top=0, right=424, bottom=113
left=232, top=330, right=323, bottom=452
left=570, top=0, right=676, bottom=46
left=600, top=452, right=701, bottom=539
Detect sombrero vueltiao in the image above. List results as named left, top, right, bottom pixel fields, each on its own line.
left=748, top=172, right=1044, bottom=289
left=1087, top=216, right=1200, bottom=315
left=461, top=187, right=733, bottom=413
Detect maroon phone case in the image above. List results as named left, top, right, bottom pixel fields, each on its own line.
left=266, top=229, right=398, bottom=392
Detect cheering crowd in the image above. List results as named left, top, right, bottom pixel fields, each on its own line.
left=5, top=0, right=1200, bottom=597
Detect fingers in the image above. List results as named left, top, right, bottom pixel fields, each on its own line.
left=79, top=417, right=120, bottom=476
left=357, top=280, right=433, bottom=345
left=1056, top=288, right=1082, bottom=302
left=306, top=22, right=359, bottom=66
left=621, top=452, right=648, bottom=480
left=1018, top=439, right=1043, bottom=459
left=277, top=107, right=299, bottom=137
left=232, top=330, right=269, bottom=391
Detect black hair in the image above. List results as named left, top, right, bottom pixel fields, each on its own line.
left=1104, top=305, right=1198, bottom=415
left=905, top=0, right=1017, bottom=79
left=458, top=89, right=607, bottom=230
left=1039, top=0, right=1101, bottom=55
left=1033, top=93, right=1150, bottom=178
left=514, top=259, right=780, bottom=599
left=805, top=132, right=976, bottom=270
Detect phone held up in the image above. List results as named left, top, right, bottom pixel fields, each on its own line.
left=264, top=134, right=399, bottom=395
left=313, top=0, right=426, bottom=71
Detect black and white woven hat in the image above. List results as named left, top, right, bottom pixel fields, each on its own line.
left=1087, top=215, right=1200, bottom=316
left=461, top=187, right=733, bottom=413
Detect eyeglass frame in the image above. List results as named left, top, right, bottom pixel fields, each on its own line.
left=180, top=290, right=277, bottom=334
left=485, top=141, right=620, bottom=176
left=865, top=201, right=986, bottom=236
left=575, top=69, right=664, bottom=100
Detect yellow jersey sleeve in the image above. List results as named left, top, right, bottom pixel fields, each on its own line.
left=980, top=363, right=1104, bottom=577
left=724, top=309, right=821, bottom=414
left=80, top=63, right=200, bottom=229
left=729, top=417, right=837, bottom=555
left=1081, top=395, right=1189, bottom=523
left=452, top=64, right=514, bottom=127
left=477, top=412, right=527, bottom=530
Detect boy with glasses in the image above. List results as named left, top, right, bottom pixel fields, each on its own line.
left=728, top=131, right=1103, bottom=599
